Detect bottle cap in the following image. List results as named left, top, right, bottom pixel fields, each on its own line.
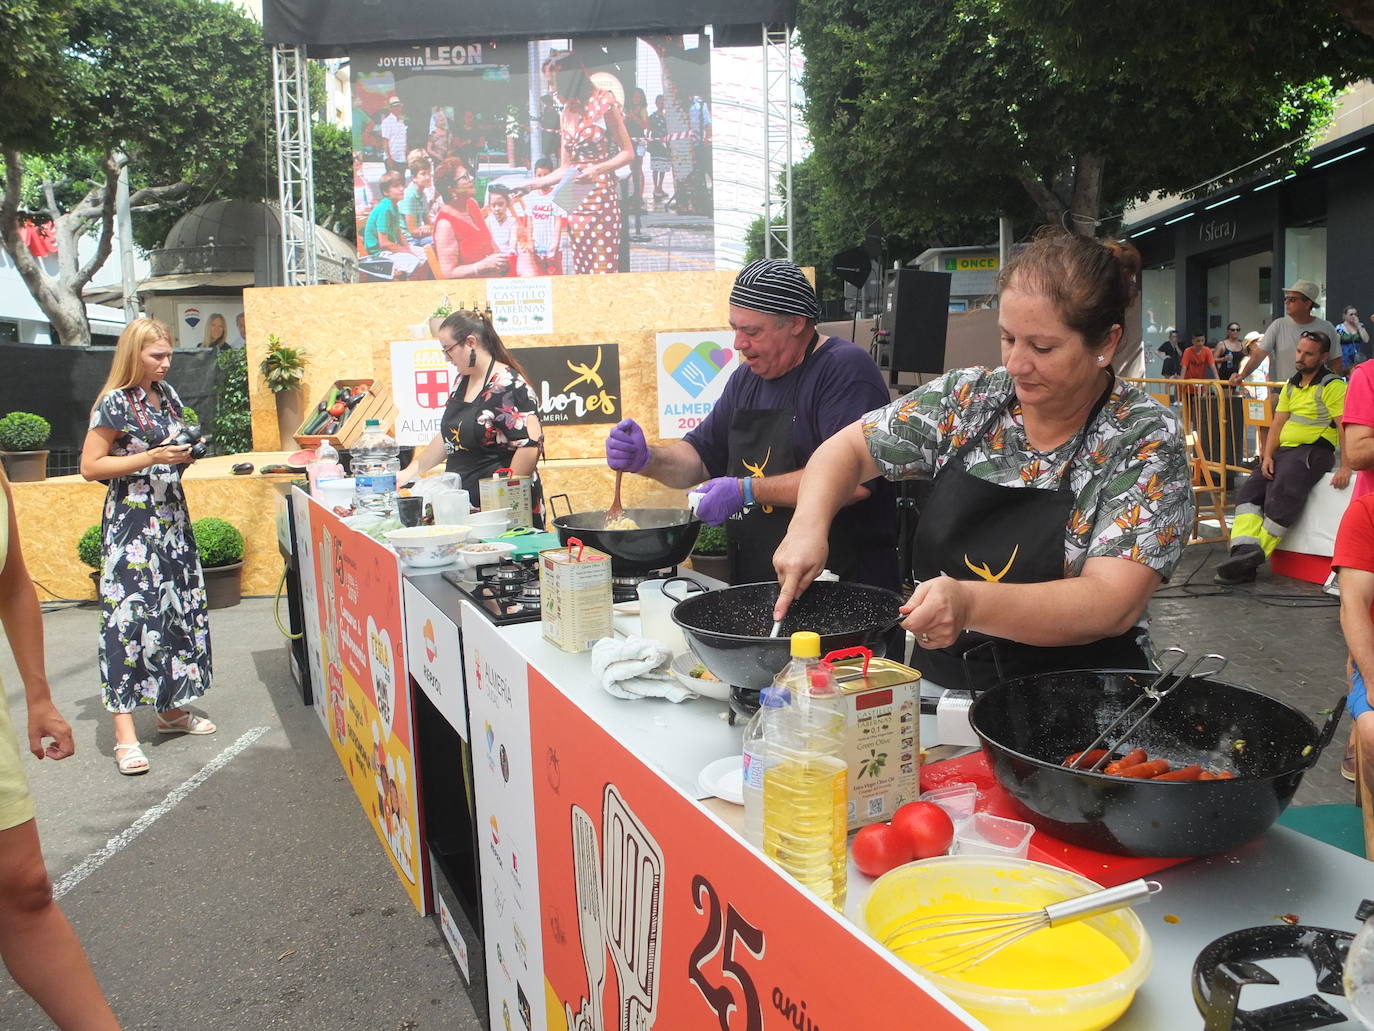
left=365, top=419, right=380, bottom=428
left=789, top=631, right=821, bottom=658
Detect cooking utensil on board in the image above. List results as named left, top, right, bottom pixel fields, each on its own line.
left=602, top=785, right=662, bottom=1031
left=550, top=493, right=701, bottom=575
left=572, top=806, right=607, bottom=1031
left=881, top=877, right=1161, bottom=974
left=969, top=667, right=1346, bottom=856
left=604, top=471, right=626, bottom=530
left=1066, top=648, right=1228, bottom=771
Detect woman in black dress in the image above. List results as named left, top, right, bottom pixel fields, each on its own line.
left=399, top=310, right=545, bottom=524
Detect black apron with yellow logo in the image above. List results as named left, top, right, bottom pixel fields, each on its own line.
left=911, top=380, right=1148, bottom=691
left=442, top=356, right=503, bottom=509
left=722, top=336, right=860, bottom=584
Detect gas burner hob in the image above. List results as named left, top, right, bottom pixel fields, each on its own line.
left=610, top=566, right=678, bottom=603
left=442, top=555, right=543, bottom=625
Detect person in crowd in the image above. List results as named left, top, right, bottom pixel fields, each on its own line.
left=648, top=94, right=671, bottom=201
left=425, top=129, right=452, bottom=168
left=399, top=309, right=544, bottom=523
left=1242, top=330, right=1272, bottom=459
left=1232, top=279, right=1338, bottom=384
left=1336, top=304, right=1371, bottom=374
left=538, top=92, right=561, bottom=165
left=231, top=311, right=247, bottom=350
left=432, top=157, right=507, bottom=279
left=80, top=318, right=215, bottom=776
left=1337, top=354, right=1374, bottom=781
left=483, top=184, right=520, bottom=273
left=1332, top=493, right=1374, bottom=796
left=1215, top=321, right=1245, bottom=380
left=428, top=105, right=450, bottom=137
left=1180, top=330, right=1217, bottom=381
left=0, top=464, right=123, bottom=1029
left=1157, top=328, right=1183, bottom=378
left=605, top=258, right=899, bottom=588
left=352, top=150, right=376, bottom=211
left=200, top=312, right=228, bottom=351
left=378, top=95, right=409, bottom=172
left=516, top=51, right=633, bottom=274
left=622, top=87, right=651, bottom=215
left=523, top=158, right=568, bottom=276
left=772, top=231, right=1192, bottom=691
left=685, top=94, right=713, bottom=215
left=399, top=150, right=434, bottom=247
left=1213, top=329, right=1351, bottom=585
left=363, top=171, right=427, bottom=279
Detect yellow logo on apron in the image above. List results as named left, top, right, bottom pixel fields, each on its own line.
left=964, top=544, right=1019, bottom=582
left=742, top=447, right=773, bottom=513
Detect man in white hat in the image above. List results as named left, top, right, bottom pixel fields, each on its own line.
left=1230, top=278, right=1337, bottom=385
left=379, top=95, right=409, bottom=172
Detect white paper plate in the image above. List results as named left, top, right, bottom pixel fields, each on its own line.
left=697, top=756, right=744, bottom=806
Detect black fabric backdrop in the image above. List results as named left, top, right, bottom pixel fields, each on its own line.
left=263, top=0, right=795, bottom=50
left=0, top=345, right=222, bottom=452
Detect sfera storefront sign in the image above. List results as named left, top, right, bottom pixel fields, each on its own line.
left=512, top=344, right=621, bottom=426
left=1198, top=218, right=1238, bottom=244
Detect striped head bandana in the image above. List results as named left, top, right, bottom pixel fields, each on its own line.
left=728, top=259, right=820, bottom=320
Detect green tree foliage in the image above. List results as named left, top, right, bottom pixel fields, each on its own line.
left=312, top=122, right=356, bottom=241
left=796, top=0, right=1374, bottom=248
left=212, top=348, right=252, bottom=456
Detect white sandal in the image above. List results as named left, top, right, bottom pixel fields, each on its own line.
left=155, top=711, right=216, bottom=736
left=114, top=742, right=149, bottom=775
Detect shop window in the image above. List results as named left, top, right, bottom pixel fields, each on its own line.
left=1141, top=266, right=1176, bottom=377
left=1283, top=226, right=1327, bottom=309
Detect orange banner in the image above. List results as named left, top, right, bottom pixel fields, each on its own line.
left=529, top=670, right=979, bottom=1030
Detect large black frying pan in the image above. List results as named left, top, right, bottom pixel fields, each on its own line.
left=549, top=494, right=701, bottom=575
left=968, top=667, right=1344, bottom=857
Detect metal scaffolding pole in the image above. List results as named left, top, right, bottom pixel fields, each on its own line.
left=761, top=25, right=794, bottom=260
left=272, top=44, right=318, bottom=286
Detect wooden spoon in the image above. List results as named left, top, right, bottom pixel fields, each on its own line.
left=605, top=470, right=625, bottom=528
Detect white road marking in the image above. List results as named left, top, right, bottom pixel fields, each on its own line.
left=53, top=727, right=271, bottom=899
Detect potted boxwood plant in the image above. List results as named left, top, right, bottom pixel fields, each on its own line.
left=0, top=411, right=51, bottom=482
left=78, top=524, right=103, bottom=593
left=193, top=516, right=245, bottom=609
left=260, top=333, right=309, bottom=450
left=688, top=523, right=729, bottom=582
left=428, top=297, right=452, bottom=337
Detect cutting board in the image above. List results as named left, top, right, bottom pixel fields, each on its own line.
left=921, top=751, right=1191, bottom=887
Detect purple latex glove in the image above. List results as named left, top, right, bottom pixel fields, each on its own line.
left=695, top=477, right=745, bottom=526
left=605, top=418, right=650, bottom=473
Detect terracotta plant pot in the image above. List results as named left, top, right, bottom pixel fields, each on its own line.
left=1, top=450, right=49, bottom=482
left=203, top=561, right=244, bottom=609
left=274, top=388, right=305, bottom=451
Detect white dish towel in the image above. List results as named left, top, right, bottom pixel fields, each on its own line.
left=590, top=636, right=691, bottom=702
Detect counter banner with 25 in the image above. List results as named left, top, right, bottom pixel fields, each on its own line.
left=513, top=343, right=621, bottom=426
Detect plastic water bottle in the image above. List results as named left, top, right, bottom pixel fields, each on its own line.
left=307, top=439, right=345, bottom=499
left=352, top=419, right=400, bottom=515
left=763, top=632, right=848, bottom=911
left=742, top=685, right=789, bottom=848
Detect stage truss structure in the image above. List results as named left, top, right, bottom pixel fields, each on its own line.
left=762, top=26, right=794, bottom=260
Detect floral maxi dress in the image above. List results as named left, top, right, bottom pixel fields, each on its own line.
left=91, top=385, right=212, bottom=713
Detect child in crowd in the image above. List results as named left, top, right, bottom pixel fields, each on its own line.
left=400, top=150, right=434, bottom=248
left=524, top=158, right=568, bottom=276
left=483, top=184, right=520, bottom=276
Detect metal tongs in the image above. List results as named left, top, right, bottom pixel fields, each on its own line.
left=1067, top=648, right=1229, bottom=772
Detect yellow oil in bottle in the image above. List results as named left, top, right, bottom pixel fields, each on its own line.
left=762, top=752, right=848, bottom=910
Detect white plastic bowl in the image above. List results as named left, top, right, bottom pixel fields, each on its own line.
left=317, top=477, right=356, bottom=511
left=384, top=524, right=472, bottom=567
left=456, top=540, right=517, bottom=570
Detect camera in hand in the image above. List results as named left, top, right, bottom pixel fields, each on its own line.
left=170, top=426, right=211, bottom=460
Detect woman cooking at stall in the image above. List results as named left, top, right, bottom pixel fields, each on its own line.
left=399, top=309, right=545, bottom=527
left=773, top=231, right=1194, bottom=691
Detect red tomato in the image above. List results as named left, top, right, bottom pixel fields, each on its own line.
left=850, top=823, right=914, bottom=878
left=890, top=801, right=955, bottom=859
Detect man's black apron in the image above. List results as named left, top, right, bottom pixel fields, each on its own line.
left=722, top=335, right=860, bottom=584
left=911, top=377, right=1149, bottom=691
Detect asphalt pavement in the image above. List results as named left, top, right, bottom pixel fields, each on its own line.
left=0, top=543, right=1361, bottom=1029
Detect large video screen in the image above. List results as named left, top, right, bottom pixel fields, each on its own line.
left=350, top=35, right=714, bottom=283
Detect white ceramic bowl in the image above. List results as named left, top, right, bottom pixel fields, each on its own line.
left=670, top=652, right=731, bottom=701
left=384, top=524, right=472, bottom=567
left=466, top=507, right=511, bottom=527
left=456, top=540, right=517, bottom=569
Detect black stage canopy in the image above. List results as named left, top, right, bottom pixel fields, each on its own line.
left=263, top=0, right=797, bottom=53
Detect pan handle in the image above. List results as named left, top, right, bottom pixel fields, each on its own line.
left=1304, top=693, right=1348, bottom=769
left=661, top=576, right=707, bottom=602
left=959, top=638, right=1004, bottom=694
left=550, top=493, right=573, bottom=520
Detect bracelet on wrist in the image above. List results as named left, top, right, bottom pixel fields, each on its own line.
left=740, top=476, right=755, bottom=507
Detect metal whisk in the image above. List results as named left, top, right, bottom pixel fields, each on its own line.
left=881, top=878, right=1161, bottom=974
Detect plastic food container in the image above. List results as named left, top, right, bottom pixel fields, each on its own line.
left=317, top=477, right=356, bottom=511
left=919, top=782, right=978, bottom=826
left=953, top=812, right=1035, bottom=859
left=384, top=525, right=472, bottom=567
left=863, top=856, right=1152, bottom=1031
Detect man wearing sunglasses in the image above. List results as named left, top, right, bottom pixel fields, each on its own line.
left=1229, top=279, right=1337, bottom=386
left=1215, top=328, right=1351, bottom=584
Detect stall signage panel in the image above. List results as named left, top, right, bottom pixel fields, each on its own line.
left=487, top=278, right=554, bottom=336
left=529, top=673, right=981, bottom=1031
left=461, top=604, right=547, bottom=1031
left=291, top=489, right=328, bottom=729
left=655, top=330, right=735, bottom=439
left=512, top=344, right=621, bottom=426
left=390, top=339, right=451, bottom=446
left=306, top=499, right=428, bottom=914
left=402, top=581, right=467, bottom=740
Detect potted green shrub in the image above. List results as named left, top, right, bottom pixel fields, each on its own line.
left=688, top=523, right=729, bottom=582
left=0, top=411, right=51, bottom=482
left=260, top=333, right=309, bottom=450
left=78, top=524, right=103, bottom=593
left=428, top=297, right=452, bottom=337
left=193, top=516, right=245, bottom=608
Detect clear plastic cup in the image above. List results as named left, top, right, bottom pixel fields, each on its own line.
left=919, top=782, right=978, bottom=826
left=952, top=812, right=1034, bottom=859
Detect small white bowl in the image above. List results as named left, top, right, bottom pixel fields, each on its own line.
left=670, top=652, right=731, bottom=701
left=456, top=540, right=517, bottom=569
left=466, top=507, right=511, bottom=527
left=384, top=524, right=472, bottom=567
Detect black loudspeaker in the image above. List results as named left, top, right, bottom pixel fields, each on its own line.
left=885, top=268, right=951, bottom=374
